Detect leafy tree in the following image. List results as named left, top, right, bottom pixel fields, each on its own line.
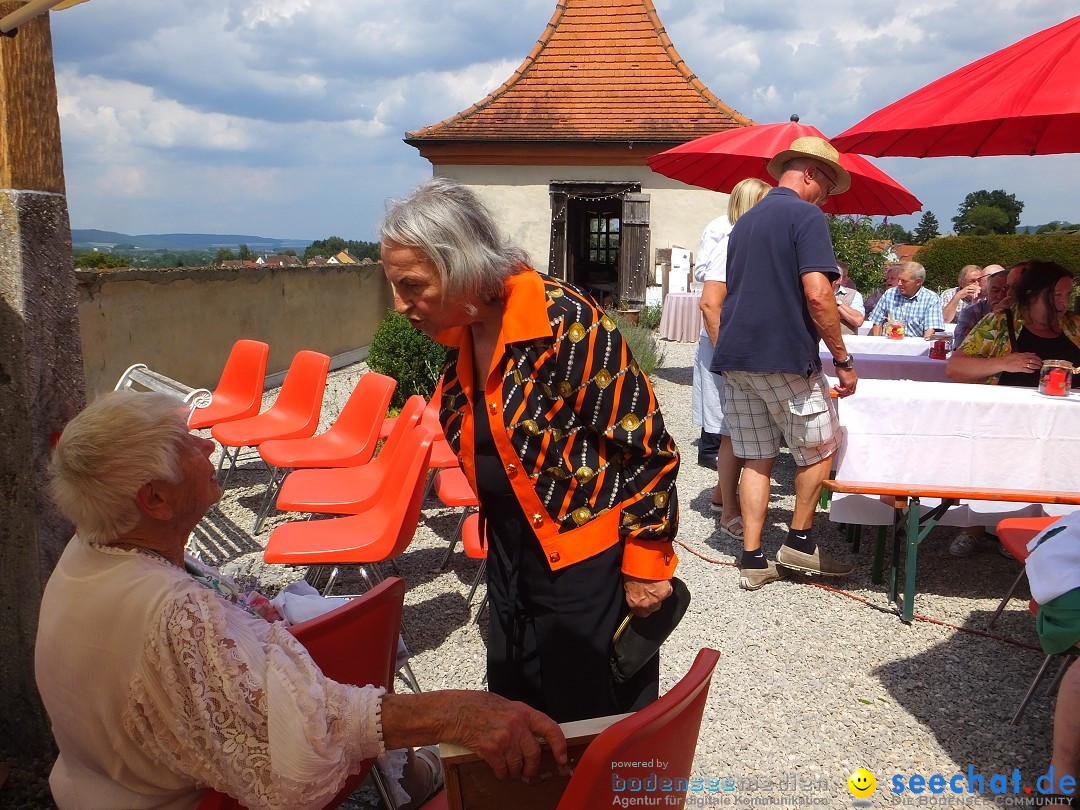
left=826, top=215, right=885, bottom=294
left=74, top=250, right=130, bottom=269
left=956, top=205, right=1010, bottom=236
left=952, top=189, right=1024, bottom=234
left=912, top=211, right=940, bottom=244
left=873, top=222, right=912, bottom=244
left=238, top=243, right=253, bottom=260
left=304, top=237, right=380, bottom=263
left=214, top=247, right=235, bottom=264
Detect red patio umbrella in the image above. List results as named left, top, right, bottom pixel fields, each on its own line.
left=832, top=15, right=1080, bottom=157
left=647, top=117, right=921, bottom=216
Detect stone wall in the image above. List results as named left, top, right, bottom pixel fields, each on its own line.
left=76, top=262, right=394, bottom=396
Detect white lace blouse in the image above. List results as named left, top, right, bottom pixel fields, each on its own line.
left=35, top=539, right=385, bottom=810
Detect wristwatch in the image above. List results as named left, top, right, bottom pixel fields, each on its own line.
left=832, top=355, right=854, bottom=369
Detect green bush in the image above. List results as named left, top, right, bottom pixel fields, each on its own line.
left=914, top=233, right=1080, bottom=291
left=639, top=304, right=663, bottom=331
left=610, top=313, right=664, bottom=378
left=366, top=310, right=447, bottom=408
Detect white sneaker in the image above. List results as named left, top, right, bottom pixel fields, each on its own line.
left=949, top=532, right=977, bottom=558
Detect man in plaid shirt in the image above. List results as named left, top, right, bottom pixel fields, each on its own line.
left=868, top=261, right=946, bottom=338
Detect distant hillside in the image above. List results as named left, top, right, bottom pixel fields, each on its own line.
left=72, top=229, right=312, bottom=251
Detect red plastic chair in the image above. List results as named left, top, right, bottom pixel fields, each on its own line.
left=275, top=395, right=426, bottom=516
left=264, top=422, right=438, bottom=593
left=188, top=339, right=270, bottom=432
left=556, top=648, right=720, bottom=808
left=988, top=516, right=1061, bottom=628
left=250, top=372, right=397, bottom=533
left=211, top=350, right=330, bottom=487
left=416, top=648, right=721, bottom=810
left=196, top=577, right=407, bottom=810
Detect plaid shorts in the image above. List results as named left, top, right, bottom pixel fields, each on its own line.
left=722, top=370, right=840, bottom=466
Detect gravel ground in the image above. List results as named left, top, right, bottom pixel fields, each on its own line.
left=5, top=339, right=1060, bottom=809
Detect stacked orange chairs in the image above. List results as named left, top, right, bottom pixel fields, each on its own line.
left=196, top=577, right=406, bottom=810
left=274, top=395, right=426, bottom=517
left=250, top=372, right=396, bottom=533
left=188, top=339, right=270, bottom=434
left=212, top=350, right=330, bottom=487
left=264, top=420, right=438, bottom=594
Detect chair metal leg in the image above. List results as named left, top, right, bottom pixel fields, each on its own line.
left=439, top=507, right=472, bottom=569
left=1011, top=654, right=1057, bottom=725
left=218, top=446, right=241, bottom=488
left=399, top=660, right=422, bottom=693
left=466, top=559, right=486, bottom=606
left=988, top=568, right=1027, bottom=628
left=320, top=566, right=341, bottom=597
left=370, top=765, right=398, bottom=810
left=473, top=593, right=489, bottom=625
left=252, top=466, right=285, bottom=535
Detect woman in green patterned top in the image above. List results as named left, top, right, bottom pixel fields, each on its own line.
left=947, top=261, right=1080, bottom=386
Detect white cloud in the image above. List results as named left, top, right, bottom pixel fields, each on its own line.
left=48, top=0, right=1080, bottom=238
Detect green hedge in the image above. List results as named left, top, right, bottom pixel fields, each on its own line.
left=913, top=233, right=1080, bottom=291
left=366, top=310, right=447, bottom=408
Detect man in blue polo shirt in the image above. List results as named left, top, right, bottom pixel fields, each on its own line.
left=710, top=136, right=857, bottom=590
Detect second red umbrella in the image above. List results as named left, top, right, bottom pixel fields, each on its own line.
left=647, top=117, right=921, bottom=216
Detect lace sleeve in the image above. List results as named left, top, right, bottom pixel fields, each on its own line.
left=123, top=588, right=385, bottom=810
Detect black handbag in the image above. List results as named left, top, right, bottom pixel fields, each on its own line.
left=610, top=577, right=691, bottom=685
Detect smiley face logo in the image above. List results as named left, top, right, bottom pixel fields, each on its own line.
left=848, top=768, right=876, bottom=798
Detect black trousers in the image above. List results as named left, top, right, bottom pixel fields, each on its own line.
left=482, top=494, right=660, bottom=723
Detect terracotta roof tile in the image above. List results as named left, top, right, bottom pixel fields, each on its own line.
left=406, top=0, right=752, bottom=144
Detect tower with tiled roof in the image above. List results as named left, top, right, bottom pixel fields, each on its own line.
left=405, top=0, right=753, bottom=303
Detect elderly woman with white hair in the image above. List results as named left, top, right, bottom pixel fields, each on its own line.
left=380, top=178, right=681, bottom=724
left=36, top=390, right=565, bottom=810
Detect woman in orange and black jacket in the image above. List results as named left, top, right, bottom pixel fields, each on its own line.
left=379, top=178, right=681, bottom=722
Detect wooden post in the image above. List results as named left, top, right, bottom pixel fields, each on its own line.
left=0, top=1, right=86, bottom=755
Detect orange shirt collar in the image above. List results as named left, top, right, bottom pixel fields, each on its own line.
left=433, top=269, right=552, bottom=349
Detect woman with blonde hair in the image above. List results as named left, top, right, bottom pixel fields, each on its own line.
left=691, top=176, right=770, bottom=537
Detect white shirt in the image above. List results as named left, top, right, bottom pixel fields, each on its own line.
left=694, top=216, right=733, bottom=283
left=36, top=539, right=384, bottom=810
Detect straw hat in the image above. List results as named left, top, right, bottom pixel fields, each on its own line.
left=766, top=136, right=851, bottom=195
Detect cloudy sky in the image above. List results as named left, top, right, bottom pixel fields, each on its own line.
left=49, top=0, right=1078, bottom=242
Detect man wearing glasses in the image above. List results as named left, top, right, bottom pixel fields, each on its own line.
left=710, top=136, right=856, bottom=590
left=953, top=264, right=1008, bottom=346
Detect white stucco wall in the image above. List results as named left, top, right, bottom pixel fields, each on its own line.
left=436, top=164, right=730, bottom=274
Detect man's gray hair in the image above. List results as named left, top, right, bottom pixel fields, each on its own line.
left=380, top=178, right=530, bottom=306
left=900, top=261, right=926, bottom=282
left=957, top=264, right=982, bottom=285
left=50, top=391, right=189, bottom=544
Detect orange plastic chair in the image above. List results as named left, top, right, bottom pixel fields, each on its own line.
left=250, top=372, right=397, bottom=533
left=264, top=422, right=438, bottom=595
left=988, top=516, right=1061, bottom=628
left=188, top=339, right=270, bottom=432
left=432, top=466, right=479, bottom=567
left=415, top=648, right=721, bottom=810
left=275, top=395, right=426, bottom=516
left=211, top=350, right=330, bottom=487
left=196, top=577, right=407, bottom=810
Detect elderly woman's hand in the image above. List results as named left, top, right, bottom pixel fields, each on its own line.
left=381, top=690, right=567, bottom=781
left=623, top=575, right=673, bottom=618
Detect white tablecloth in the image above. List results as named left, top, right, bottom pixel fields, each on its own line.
left=820, top=352, right=952, bottom=383
left=829, top=379, right=1080, bottom=527
left=822, top=334, right=933, bottom=356
left=857, top=322, right=955, bottom=337
left=659, top=292, right=702, bottom=343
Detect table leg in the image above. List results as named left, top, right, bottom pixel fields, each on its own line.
left=888, top=507, right=903, bottom=604
left=901, top=497, right=922, bottom=623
